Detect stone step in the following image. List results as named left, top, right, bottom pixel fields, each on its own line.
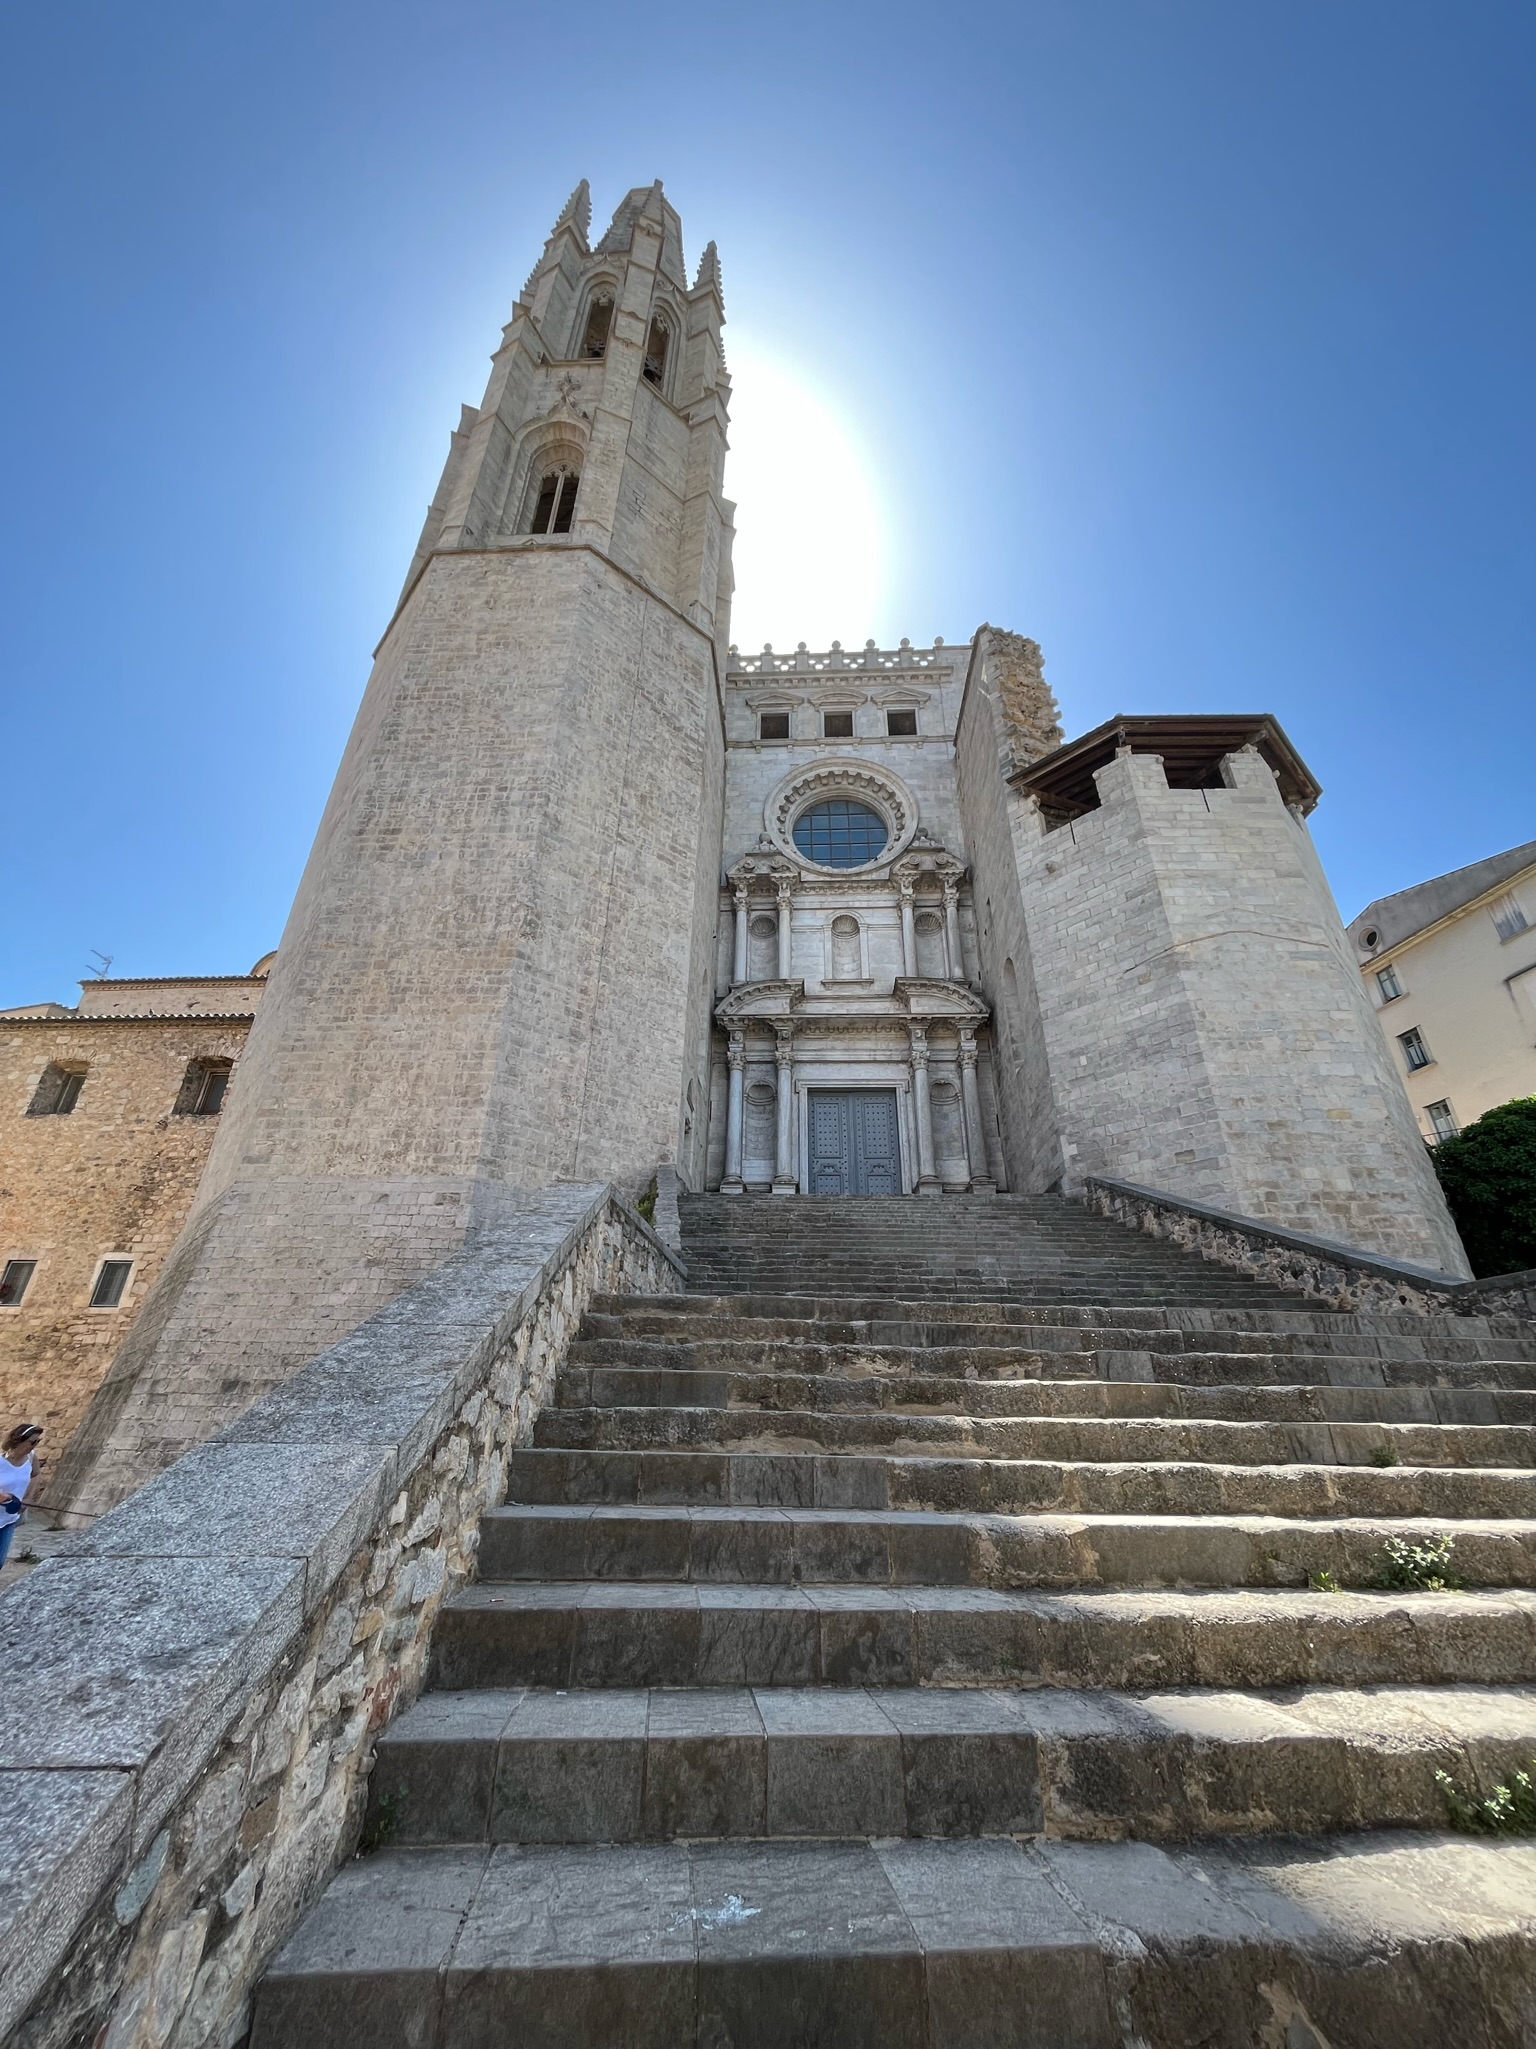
left=534, top=1402, right=1536, bottom=1471
left=366, top=1680, right=1536, bottom=1847
left=580, top=1306, right=1536, bottom=1362
left=507, top=1445, right=1536, bottom=1520
left=571, top=1346, right=1536, bottom=1394
left=252, top=1831, right=1536, bottom=2049
left=477, top=1503, right=1536, bottom=1591
left=427, top=1582, right=1536, bottom=1693
left=587, top=1292, right=1534, bottom=1345
left=560, top=1366, right=1536, bottom=1420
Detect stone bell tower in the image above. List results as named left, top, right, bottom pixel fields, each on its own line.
left=59, top=181, right=734, bottom=1513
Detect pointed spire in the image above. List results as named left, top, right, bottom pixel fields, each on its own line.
left=693, top=240, right=724, bottom=308
left=552, top=179, right=591, bottom=242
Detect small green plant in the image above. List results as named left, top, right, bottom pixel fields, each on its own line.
left=1309, top=1568, right=1343, bottom=1593
left=1435, top=1763, right=1536, bottom=1835
left=1369, top=1442, right=1400, bottom=1468
left=1375, top=1534, right=1460, bottom=1592
left=359, top=1788, right=403, bottom=1855
left=635, top=1175, right=658, bottom=1226
left=14, top=1545, right=39, bottom=1564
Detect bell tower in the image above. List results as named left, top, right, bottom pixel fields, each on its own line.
left=59, top=181, right=734, bottom=1514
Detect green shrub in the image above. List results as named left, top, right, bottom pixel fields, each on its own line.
left=1375, top=1533, right=1460, bottom=1592
left=1431, top=1094, right=1536, bottom=1279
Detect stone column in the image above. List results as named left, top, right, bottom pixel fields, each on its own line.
left=722, top=1031, right=746, bottom=1193
left=942, top=880, right=963, bottom=982
left=772, top=1026, right=796, bottom=1193
left=776, top=879, right=794, bottom=980
left=732, top=886, right=749, bottom=986
left=909, top=1026, right=941, bottom=1194
left=898, top=877, right=917, bottom=978
left=959, top=1030, right=994, bottom=1192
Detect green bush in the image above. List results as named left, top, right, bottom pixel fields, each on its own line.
left=1431, top=1094, right=1536, bottom=1279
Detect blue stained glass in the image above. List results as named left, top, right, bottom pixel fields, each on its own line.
left=792, top=799, right=888, bottom=868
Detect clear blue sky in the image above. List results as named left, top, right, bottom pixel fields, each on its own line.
left=2, top=0, right=1531, bottom=1008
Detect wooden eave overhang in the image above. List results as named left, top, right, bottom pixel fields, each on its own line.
left=1008, top=714, right=1321, bottom=823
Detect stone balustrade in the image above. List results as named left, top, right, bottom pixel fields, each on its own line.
left=1085, top=1174, right=1535, bottom=1319
left=0, top=1183, right=681, bottom=2049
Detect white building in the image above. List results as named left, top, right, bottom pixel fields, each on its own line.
left=1348, top=839, right=1536, bottom=1143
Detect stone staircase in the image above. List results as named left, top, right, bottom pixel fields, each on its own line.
left=254, top=1197, right=1536, bottom=2048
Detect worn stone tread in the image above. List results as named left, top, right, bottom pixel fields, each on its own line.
left=368, top=1680, right=1536, bottom=1846
left=478, top=1501, right=1536, bottom=1590
left=252, top=1832, right=1536, bottom=2049
left=429, top=1579, right=1536, bottom=1692
left=506, top=1442, right=1536, bottom=1519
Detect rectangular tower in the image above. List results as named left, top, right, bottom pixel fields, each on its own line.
left=58, top=182, right=734, bottom=1514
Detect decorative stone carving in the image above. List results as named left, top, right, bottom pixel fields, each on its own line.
left=761, top=759, right=920, bottom=873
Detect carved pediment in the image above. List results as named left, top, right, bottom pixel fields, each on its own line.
left=894, top=977, right=990, bottom=1024
left=715, top=979, right=806, bottom=1024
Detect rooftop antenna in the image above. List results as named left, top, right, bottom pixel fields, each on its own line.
left=87, top=950, right=112, bottom=980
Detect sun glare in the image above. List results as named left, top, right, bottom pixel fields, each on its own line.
left=722, top=344, right=890, bottom=653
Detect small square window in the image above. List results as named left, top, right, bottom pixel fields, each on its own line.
left=1426, top=1099, right=1458, bottom=1142
left=1375, top=964, right=1403, bottom=1002
left=1490, top=891, right=1530, bottom=942
left=1398, top=1026, right=1432, bottom=1072
left=758, top=711, right=790, bottom=741
left=90, top=1259, right=133, bottom=1309
left=0, top=1260, right=36, bottom=1307
left=27, top=1064, right=85, bottom=1116
left=886, top=708, right=918, bottom=736
left=823, top=711, right=855, bottom=739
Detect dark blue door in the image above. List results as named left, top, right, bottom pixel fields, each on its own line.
left=808, top=1089, right=901, bottom=1195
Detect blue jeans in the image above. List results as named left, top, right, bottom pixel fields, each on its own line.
left=0, top=1521, right=17, bottom=1569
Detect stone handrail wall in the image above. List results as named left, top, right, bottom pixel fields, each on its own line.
left=1084, top=1174, right=1536, bottom=1319
left=1, top=1183, right=682, bottom=2049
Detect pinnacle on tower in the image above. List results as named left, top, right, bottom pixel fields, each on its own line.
left=693, top=240, right=724, bottom=307
left=551, top=178, right=592, bottom=241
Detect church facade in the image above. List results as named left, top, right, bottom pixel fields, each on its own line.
left=52, top=180, right=1467, bottom=1516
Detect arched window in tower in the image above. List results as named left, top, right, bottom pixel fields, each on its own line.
left=642, top=315, right=671, bottom=388
left=829, top=915, right=862, bottom=981
left=580, top=295, right=613, bottom=359
left=528, top=462, right=581, bottom=535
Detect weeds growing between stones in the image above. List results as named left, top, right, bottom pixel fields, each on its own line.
left=1375, top=1534, right=1460, bottom=1592
left=1436, top=1764, right=1536, bottom=1834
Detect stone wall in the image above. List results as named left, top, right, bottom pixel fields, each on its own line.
left=0, top=1182, right=680, bottom=2049
left=0, top=1017, right=253, bottom=1461
left=1014, top=747, right=1469, bottom=1273
left=1085, top=1174, right=1535, bottom=1319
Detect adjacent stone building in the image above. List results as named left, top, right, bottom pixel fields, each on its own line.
left=1348, top=837, right=1536, bottom=1142
left=49, top=180, right=1469, bottom=1517
left=0, top=963, right=268, bottom=1466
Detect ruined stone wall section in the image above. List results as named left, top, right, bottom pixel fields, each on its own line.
left=0, top=1019, right=253, bottom=1456
left=952, top=639, right=1060, bottom=1190
left=981, top=627, right=1064, bottom=774
left=2, top=1186, right=680, bottom=2049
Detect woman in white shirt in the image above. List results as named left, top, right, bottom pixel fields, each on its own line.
left=0, top=1422, right=42, bottom=1570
